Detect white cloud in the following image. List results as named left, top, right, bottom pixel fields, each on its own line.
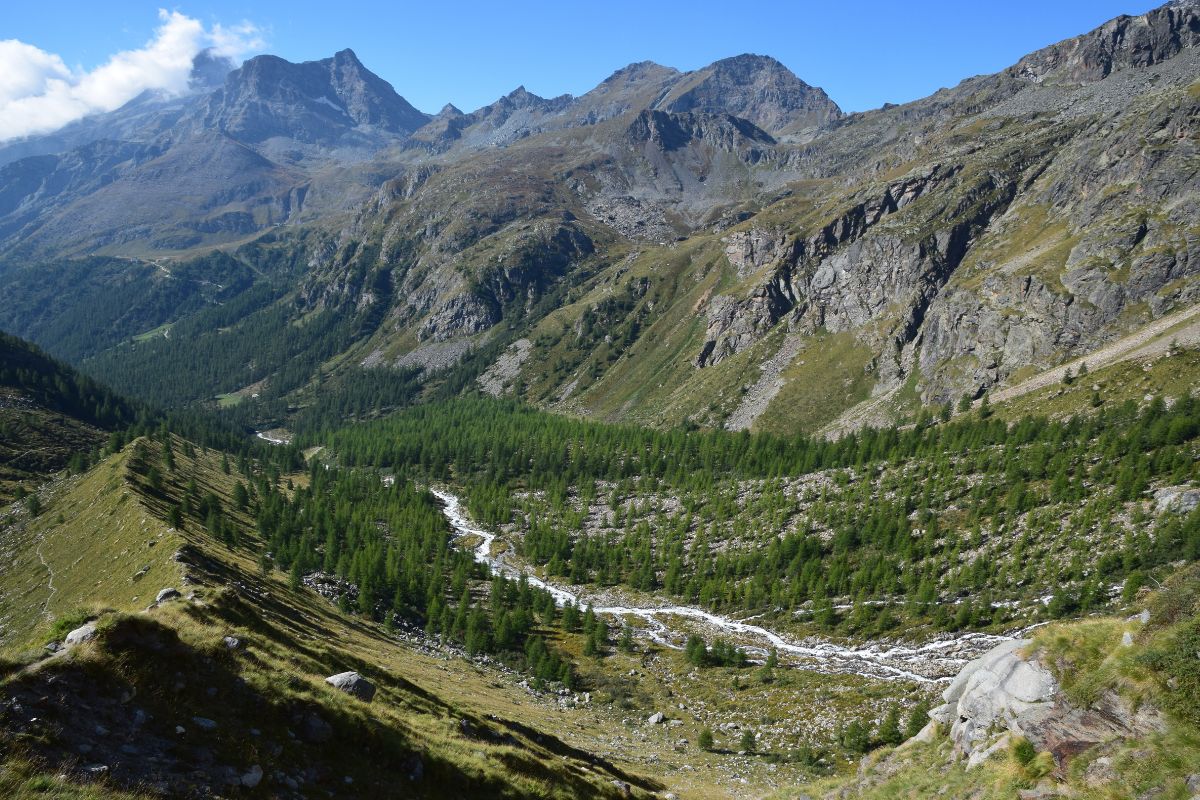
left=0, top=9, right=264, bottom=142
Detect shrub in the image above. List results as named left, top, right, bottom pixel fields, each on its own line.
left=1011, top=736, right=1037, bottom=766
left=1142, top=615, right=1200, bottom=726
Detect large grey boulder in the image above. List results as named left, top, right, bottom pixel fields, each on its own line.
left=926, top=636, right=1168, bottom=768
left=155, top=587, right=182, bottom=604
left=928, top=639, right=1057, bottom=763
left=64, top=622, right=98, bottom=647
left=325, top=671, right=376, bottom=702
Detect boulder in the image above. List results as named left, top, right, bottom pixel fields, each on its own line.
left=64, top=622, right=97, bottom=647
left=241, top=765, right=263, bottom=788
left=325, top=671, right=376, bottom=702
left=302, top=712, right=333, bottom=743
left=1154, top=487, right=1200, bottom=515
left=930, top=639, right=1056, bottom=759
left=192, top=716, right=218, bottom=731
left=646, top=711, right=665, bottom=725
left=155, top=587, right=182, bottom=603
left=925, top=638, right=1167, bottom=767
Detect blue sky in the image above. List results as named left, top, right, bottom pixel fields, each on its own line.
left=3, top=1, right=1161, bottom=116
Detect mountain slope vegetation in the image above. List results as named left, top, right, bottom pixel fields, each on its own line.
left=2, top=3, right=1200, bottom=798
left=0, top=3, right=1192, bottom=442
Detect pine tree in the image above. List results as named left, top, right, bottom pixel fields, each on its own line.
left=878, top=705, right=903, bottom=746
left=905, top=701, right=931, bottom=739
left=619, top=622, right=635, bottom=653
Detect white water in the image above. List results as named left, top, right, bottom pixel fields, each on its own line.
left=431, top=488, right=1009, bottom=683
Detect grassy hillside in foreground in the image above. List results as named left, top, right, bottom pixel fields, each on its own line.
left=4, top=431, right=903, bottom=799
left=0, top=437, right=665, bottom=799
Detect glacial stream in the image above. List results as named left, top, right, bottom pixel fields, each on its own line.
left=431, top=488, right=1009, bottom=683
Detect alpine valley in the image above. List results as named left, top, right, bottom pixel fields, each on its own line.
left=1, top=3, right=1200, bottom=799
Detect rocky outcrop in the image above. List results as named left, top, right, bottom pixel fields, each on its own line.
left=930, top=640, right=1057, bottom=765
left=695, top=163, right=973, bottom=369
left=924, top=638, right=1166, bottom=770
left=1155, top=486, right=1200, bottom=514
left=625, top=110, right=776, bottom=154
left=653, top=54, right=843, bottom=134
left=1010, top=0, right=1200, bottom=85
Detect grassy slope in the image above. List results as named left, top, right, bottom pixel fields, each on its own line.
left=0, top=440, right=648, bottom=799
left=2, top=436, right=887, bottom=799
left=0, top=446, right=184, bottom=652
left=0, top=390, right=104, bottom=505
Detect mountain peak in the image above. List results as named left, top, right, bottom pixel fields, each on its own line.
left=200, top=50, right=429, bottom=143
left=653, top=53, right=840, bottom=134
left=188, top=48, right=235, bottom=93
left=332, top=47, right=363, bottom=63
left=599, top=60, right=679, bottom=85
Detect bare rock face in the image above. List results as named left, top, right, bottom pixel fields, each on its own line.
left=722, top=228, right=795, bottom=279
left=1009, top=0, right=1200, bottom=85
left=930, top=640, right=1057, bottom=763
left=1155, top=486, right=1200, bottom=514
left=926, top=638, right=1167, bottom=769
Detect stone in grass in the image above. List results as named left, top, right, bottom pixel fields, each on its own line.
left=155, top=587, right=182, bottom=603
left=65, top=623, right=97, bottom=647
left=192, top=716, right=218, bottom=731
left=325, top=671, right=376, bottom=702
left=646, top=711, right=664, bottom=725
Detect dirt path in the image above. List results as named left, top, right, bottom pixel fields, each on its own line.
left=987, top=302, right=1200, bottom=406
left=34, top=530, right=57, bottom=621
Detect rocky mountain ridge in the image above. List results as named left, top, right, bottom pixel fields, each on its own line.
left=0, top=1, right=1198, bottom=437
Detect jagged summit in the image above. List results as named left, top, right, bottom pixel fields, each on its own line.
left=187, top=48, right=236, bottom=92
left=198, top=48, right=429, bottom=142
left=1009, top=0, right=1200, bottom=84
left=654, top=52, right=842, bottom=133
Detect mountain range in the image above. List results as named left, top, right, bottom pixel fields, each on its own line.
left=0, top=0, right=1198, bottom=438
left=4, top=4, right=1200, bottom=799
